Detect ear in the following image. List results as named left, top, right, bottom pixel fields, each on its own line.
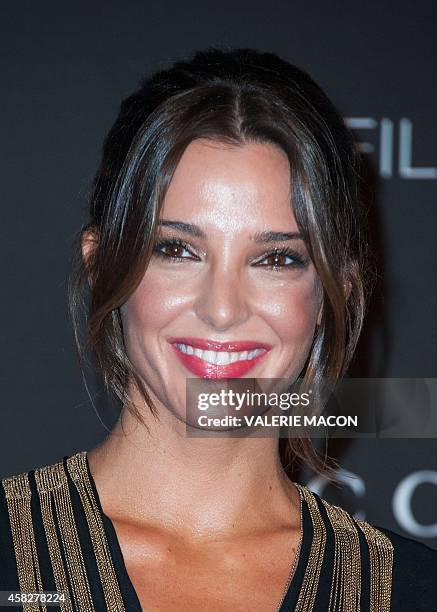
left=81, top=227, right=99, bottom=286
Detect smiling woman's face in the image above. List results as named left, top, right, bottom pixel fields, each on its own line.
left=120, top=138, right=323, bottom=420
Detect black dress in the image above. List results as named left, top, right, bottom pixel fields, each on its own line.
left=0, top=450, right=436, bottom=611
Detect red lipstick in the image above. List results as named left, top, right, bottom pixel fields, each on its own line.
left=167, top=337, right=272, bottom=379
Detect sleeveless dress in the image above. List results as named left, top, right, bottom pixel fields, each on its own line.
left=0, top=450, right=436, bottom=611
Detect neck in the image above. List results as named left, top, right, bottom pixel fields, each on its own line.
left=87, top=385, right=301, bottom=540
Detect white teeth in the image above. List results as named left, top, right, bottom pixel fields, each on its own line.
left=175, top=344, right=267, bottom=365
left=202, top=350, right=216, bottom=364
left=216, top=352, right=230, bottom=365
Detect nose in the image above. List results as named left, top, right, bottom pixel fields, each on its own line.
left=193, top=264, right=251, bottom=332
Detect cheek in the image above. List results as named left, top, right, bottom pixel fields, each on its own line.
left=121, top=270, right=184, bottom=335
left=258, top=279, right=320, bottom=345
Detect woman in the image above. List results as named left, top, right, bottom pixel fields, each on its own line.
left=1, top=48, right=436, bottom=612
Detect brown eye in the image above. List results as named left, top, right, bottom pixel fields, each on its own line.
left=152, top=238, right=198, bottom=262
left=162, top=244, right=186, bottom=258
left=264, top=252, right=290, bottom=267
left=255, top=247, right=307, bottom=270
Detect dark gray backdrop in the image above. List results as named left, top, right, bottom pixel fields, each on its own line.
left=1, top=2, right=436, bottom=549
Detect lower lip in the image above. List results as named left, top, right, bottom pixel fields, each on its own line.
left=169, top=344, right=270, bottom=379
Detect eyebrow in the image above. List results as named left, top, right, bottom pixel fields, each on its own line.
left=157, top=220, right=303, bottom=242
left=157, top=220, right=204, bottom=238
left=251, top=230, right=303, bottom=243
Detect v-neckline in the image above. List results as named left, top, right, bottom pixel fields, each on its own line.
left=82, top=449, right=308, bottom=612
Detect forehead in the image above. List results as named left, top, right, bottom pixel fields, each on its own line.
left=160, top=139, right=297, bottom=233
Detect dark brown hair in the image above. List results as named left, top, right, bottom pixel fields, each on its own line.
left=69, top=47, right=375, bottom=479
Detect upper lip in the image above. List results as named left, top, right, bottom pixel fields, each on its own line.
left=167, top=336, right=272, bottom=352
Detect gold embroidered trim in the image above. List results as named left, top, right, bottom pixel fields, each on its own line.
left=293, top=483, right=327, bottom=611
left=2, top=453, right=126, bottom=612
left=356, top=519, right=394, bottom=612
left=274, top=482, right=304, bottom=612
left=2, top=472, right=47, bottom=612
left=322, top=499, right=361, bottom=612
left=34, top=460, right=93, bottom=611
left=67, top=451, right=126, bottom=612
